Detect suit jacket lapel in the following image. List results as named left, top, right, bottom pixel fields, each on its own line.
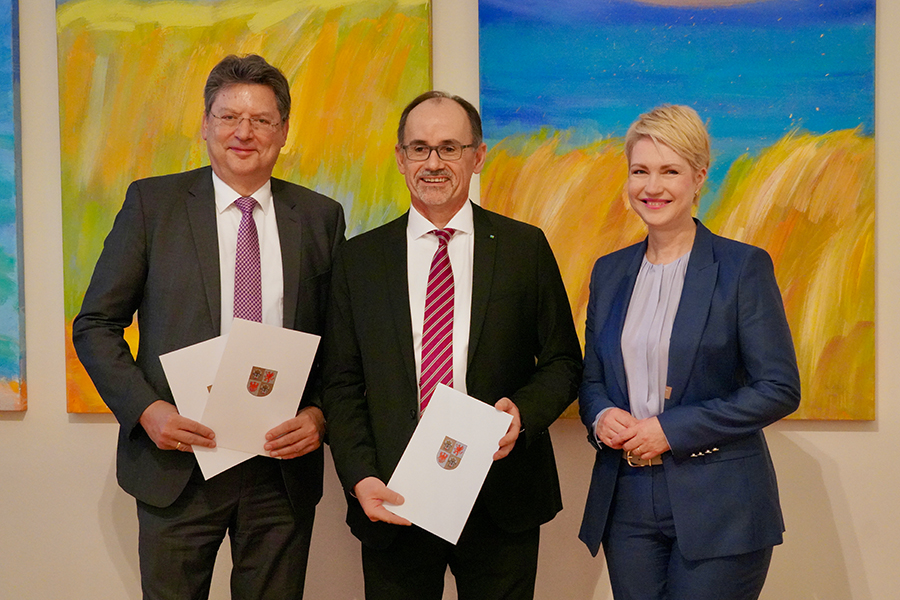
left=666, top=220, right=718, bottom=408
left=608, top=242, right=646, bottom=407
left=271, top=178, right=302, bottom=328
left=381, top=214, right=418, bottom=392
left=185, top=167, right=221, bottom=333
left=468, top=203, right=496, bottom=368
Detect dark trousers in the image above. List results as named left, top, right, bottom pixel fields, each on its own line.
left=136, top=456, right=315, bottom=600
left=361, top=500, right=540, bottom=600
left=603, top=460, right=773, bottom=600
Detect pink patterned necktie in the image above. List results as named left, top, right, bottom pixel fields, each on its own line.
left=233, top=197, right=262, bottom=322
left=419, top=228, right=456, bottom=414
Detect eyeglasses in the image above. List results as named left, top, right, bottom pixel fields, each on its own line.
left=400, top=143, right=475, bottom=162
left=209, top=113, right=282, bottom=133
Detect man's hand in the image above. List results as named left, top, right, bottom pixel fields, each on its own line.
left=493, top=397, right=521, bottom=461
left=595, top=407, right=639, bottom=449
left=615, top=416, right=670, bottom=460
left=353, top=477, right=411, bottom=525
left=264, top=406, right=325, bottom=459
left=139, top=400, right=216, bottom=452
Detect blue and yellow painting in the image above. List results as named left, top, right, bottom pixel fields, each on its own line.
left=479, top=0, right=874, bottom=419
left=58, top=0, right=431, bottom=412
left=0, top=0, right=23, bottom=412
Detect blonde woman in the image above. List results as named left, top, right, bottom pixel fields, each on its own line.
left=578, top=105, right=800, bottom=600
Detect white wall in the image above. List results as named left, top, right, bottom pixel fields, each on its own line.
left=2, top=1, right=897, bottom=598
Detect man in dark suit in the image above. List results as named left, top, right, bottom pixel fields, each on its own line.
left=72, top=55, right=345, bottom=600
left=322, top=91, right=582, bottom=599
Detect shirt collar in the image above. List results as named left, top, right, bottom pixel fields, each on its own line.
left=212, top=171, right=273, bottom=215
left=407, top=200, right=474, bottom=240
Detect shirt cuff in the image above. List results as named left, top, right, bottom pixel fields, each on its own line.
left=592, top=407, right=614, bottom=447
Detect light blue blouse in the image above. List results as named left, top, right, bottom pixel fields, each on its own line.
left=621, top=251, right=691, bottom=419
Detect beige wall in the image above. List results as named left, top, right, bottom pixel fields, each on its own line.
left=2, top=1, right=896, bottom=598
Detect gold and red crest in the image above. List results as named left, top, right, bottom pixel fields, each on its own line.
left=247, top=366, right=277, bottom=397
left=436, top=436, right=466, bottom=470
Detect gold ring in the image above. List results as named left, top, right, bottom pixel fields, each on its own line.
left=175, top=441, right=183, bottom=451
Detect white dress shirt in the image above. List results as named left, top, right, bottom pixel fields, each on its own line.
left=212, top=172, right=284, bottom=333
left=407, top=201, right=475, bottom=403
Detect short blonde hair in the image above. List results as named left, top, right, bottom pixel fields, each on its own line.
left=624, top=104, right=710, bottom=173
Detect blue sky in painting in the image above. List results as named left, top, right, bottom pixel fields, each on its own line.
left=481, top=0, right=874, bottom=26
left=479, top=0, right=875, bottom=191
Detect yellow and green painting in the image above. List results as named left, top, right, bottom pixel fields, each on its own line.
left=480, top=0, right=874, bottom=420
left=58, top=0, right=431, bottom=412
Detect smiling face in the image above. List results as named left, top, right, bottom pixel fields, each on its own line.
left=627, top=136, right=707, bottom=234
left=395, top=98, right=486, bottom=227
left=201, top=83, right=288, bottom=196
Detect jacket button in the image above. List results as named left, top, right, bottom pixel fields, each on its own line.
left=409, top=409, right=417, bottom=419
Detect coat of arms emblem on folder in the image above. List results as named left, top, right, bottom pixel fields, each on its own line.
left=436, top=436, right=466, bottom=470
left=247, top=366, right=277, bottom=397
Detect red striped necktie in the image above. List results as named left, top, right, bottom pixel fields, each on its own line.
left=419, top=228, right=456, bottom=414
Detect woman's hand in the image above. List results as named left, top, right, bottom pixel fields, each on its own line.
left=596, top=408, right=639, bottom=449
left=615, top=416, right=670, bottom=459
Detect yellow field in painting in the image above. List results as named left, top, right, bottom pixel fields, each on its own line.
left=59, top=0, right=430, bottom=412
left=482, top=128, right=874, bottom=420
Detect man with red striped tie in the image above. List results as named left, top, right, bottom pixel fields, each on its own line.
left=323, top=91, right=582, bottom=600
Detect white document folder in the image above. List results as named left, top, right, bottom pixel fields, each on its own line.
left=159, top=335, right=255, bottom=480
left=201, top=318, right=320, bottom=455
left=384, top=384, right=513, bottom=544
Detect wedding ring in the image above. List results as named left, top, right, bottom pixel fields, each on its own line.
left=175, top=441, right=183, bottom=451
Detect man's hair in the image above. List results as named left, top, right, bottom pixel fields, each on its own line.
left=397, top=91, right=483, bottom=146
left=624, top=104, right=710, bottom=173
left=204, top=55, right=291, bottom=122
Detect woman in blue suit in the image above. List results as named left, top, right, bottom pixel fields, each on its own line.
left=579, top=105, right=801, bottom=600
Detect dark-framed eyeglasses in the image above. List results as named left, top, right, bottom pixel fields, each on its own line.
left=209, top=112, right=283, bottom=133
left=400, top=143, right=475, bottom=162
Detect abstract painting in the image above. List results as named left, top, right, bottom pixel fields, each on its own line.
left=480, top=0, right=874, bottom=419
left=58, top=0, right=431, bottom=412
left=0, top=0, right=24, bottom=413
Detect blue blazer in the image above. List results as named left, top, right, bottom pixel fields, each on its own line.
left=578, top=220, right=800, bottom=561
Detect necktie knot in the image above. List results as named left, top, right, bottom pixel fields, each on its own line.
left=235, top=196, right=257, bottom=216
left=431, top=228, right=455, bottom=246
